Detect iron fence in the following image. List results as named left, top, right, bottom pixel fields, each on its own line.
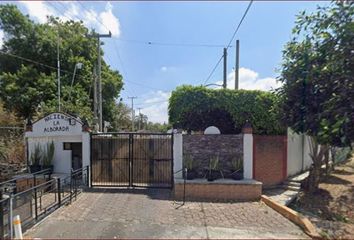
left=0, top=166, right=89, bottom=238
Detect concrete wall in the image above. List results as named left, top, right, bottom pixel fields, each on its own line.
left=173, top=134, right=183, bottom=179
left=183, top=134, right=243, bottom=177
left=287, top=128, right=312, bottom=177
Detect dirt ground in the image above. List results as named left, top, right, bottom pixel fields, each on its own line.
left=290, top=154, right=354, bottom=239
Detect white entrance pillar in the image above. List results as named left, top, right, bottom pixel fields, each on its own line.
left=82, top=131, right=91, bottom=186
left=243, top=124, right=253, bottom=179
left=173, top=133, right=183, bottom=179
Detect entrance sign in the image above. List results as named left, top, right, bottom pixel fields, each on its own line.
left=25, top=112, right=90, bottom=175
left=29, top=113, right=83, bottom=137
left=43, top=113, right=75, bottom=133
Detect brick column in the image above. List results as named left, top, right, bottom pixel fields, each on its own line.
left=173, top=133, right=183, bottom=179
left=243, top=123, right=253, bottom=179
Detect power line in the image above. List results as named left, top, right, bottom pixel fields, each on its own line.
left=135, top=99, right=169, bottom=106
left=201, top=0, right=253, bottom=85
left=113, top=38, right=233, bottom=48
left=202, top=55, right=224, bottom=85
left=0, top=50, right=66, bottom=74
left=226, top=0, right=253, bottom=50
left=76, top=2, right=143, bottom=96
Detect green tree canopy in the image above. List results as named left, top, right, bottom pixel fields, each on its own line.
left=168, top=85, right=285, bottom=135
left=278, top=1, right=354, bottom=147
left=0, top=4, right=123, bottom=123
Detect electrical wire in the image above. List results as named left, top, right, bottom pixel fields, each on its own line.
left=0, top=50, right=83, bottom=79
left=114, top=38, right=233, bottom=48
left=226, top=0, right=253, bottom=50
left=202, top=0, right=253, bottom=85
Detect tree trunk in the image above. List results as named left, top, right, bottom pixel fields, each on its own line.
left=330, top=147, right=336, bottom=171
left=324, top=145, right=330, bottom=176
left=306, top=137, right=326, bottom=193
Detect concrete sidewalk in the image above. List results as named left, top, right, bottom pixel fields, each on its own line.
left=25, top=189, right=308, bottom=239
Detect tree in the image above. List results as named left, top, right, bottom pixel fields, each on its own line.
left=110, top=102, right=132, bottom=131
left=0, top=4, right=123, bottom=123
left=278, top=1, right=354, bottom=192
left=145, top=121, right=171, bottom=133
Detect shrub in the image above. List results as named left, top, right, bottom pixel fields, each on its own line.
left=168, top=85, right=285, bottom=135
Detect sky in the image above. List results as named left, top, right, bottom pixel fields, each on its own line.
left=0, top=1, right=330, bottom=123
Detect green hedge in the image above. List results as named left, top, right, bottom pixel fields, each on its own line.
left=168, top=85, right=285, bottom=135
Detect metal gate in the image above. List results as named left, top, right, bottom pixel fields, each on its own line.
left=91, top=133, right=173, bottom=188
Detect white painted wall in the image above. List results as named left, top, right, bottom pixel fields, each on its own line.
left=287, top=128, right=312, bottom=177
left=243, top=133, right=253, bottom=179
left=173, top=133, right=183, bottom=179
left=25, top=113, right=90, bottom=174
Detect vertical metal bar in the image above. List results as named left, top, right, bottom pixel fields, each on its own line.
left=39, top=189, right=42, bottom=210
left=183, top=168, right=187, bottom=204
left=57, top=178, right=61, bottom=206
left=128, top=133, right=132, bottom=187
left=9, top=195, right=13, bottom=239
left=90, top=133, right=93, bottom=187
left=171, top=133, right=174, bottom=189
left=70, top=171, right=72, bottom=203
left=34, top=187, right=38, bottom=220
left=86, top=165, right=89, bottom=186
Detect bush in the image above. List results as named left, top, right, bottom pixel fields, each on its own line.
left=168, top=85, right=285, bottom=135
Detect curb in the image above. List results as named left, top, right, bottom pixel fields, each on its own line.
left=261, top=195, right=321, bottom=239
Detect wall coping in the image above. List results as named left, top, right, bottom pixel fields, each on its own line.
left=175, top=178, right=262, bottom=185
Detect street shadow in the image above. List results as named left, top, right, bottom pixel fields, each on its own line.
left=84, top=187, right=172, bottom=201
left=321, top=175, right=351, bottom=185
left=262, top=188, right=288, bottom=197
left=332, top=169, right=354, bottom=176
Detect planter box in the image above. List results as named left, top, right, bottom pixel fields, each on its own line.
left=174, top=178, right=262, bottom=202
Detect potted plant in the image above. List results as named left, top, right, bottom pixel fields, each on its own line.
left=30, top=143, right=42, bottom=173
left=206, top=155, right=221, bottom=181
left=230, top=157, right=243, bottom=180
left=42, top=141, right=55, bottom=173
left=183, top=154, right=198, bottom=180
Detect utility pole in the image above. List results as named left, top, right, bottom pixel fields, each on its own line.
left=137, top=108, right=142, bottom=131
left=223, top=47, right=227, bottom=89
left=57, top=32, right=61, bottom=111
left=93, top=64, right=98, bottom=128
left=128, top=97, right=137, bottom=132
left=89, top=31, right=112, bottom=132
left=235, top=40, right=240, bottom=90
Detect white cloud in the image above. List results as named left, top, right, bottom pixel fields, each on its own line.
left=216, top=67, right=282, bottom=91
left=138, top=91, right=171, bottom=124
left=20, top=1, right=55, bottom=23
left=160, top=66, right=176, bottom=73
left=20, top=1, right=121, bottom=37
left=99, top=2, right=120, bottom=36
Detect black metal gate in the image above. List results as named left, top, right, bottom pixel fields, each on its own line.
left=91, top=133, right=173, bottom=188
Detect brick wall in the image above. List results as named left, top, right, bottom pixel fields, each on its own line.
left=183, top=134, right=243, bottom=177
left=174, top=180, right=262, bottom=201
left=253, top=135, right=287, bottom=187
